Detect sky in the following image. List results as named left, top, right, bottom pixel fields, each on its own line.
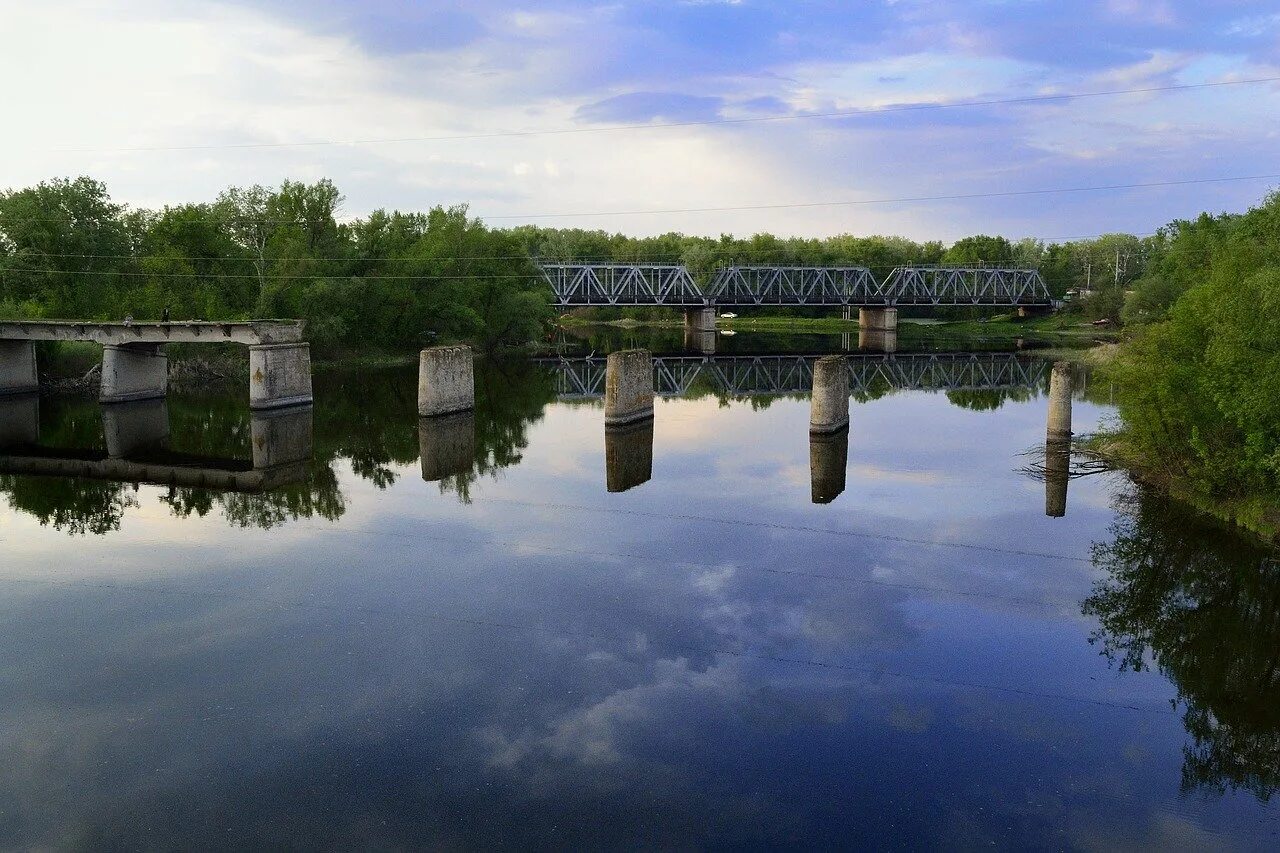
left=2, top=0, right=1278, bottom=240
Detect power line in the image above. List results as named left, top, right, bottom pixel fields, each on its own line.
left=52, top=76, right=1280, bottom=153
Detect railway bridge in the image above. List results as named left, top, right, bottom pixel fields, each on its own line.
left=540, top=263, right=1053, bottom=331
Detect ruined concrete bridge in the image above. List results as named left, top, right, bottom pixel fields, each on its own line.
left=540, top=352, right=1049, bottom=400
left=0, top=320, right=311, bottom=410
left=541, top=263, right=1053, bottom=331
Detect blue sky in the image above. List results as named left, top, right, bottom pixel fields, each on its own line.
left=2, top=0, right=1278, bottom=238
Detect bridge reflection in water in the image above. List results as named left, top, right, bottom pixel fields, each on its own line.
left=0, top=395, right=313, bottom=492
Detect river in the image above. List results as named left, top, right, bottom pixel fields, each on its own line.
left=0, top=335, right=1276, bottom=848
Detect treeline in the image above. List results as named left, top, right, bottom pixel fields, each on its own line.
left=0, top=177, right=551, bottom=353
left=1, top=176, right=1169, bottom=349
left=1105, top=190, right=1280, bottom=530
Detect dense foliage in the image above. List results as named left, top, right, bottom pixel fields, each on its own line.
left=1105, top=191, right=1280, bottom=514
left=0, top=177, right=552, bottom=354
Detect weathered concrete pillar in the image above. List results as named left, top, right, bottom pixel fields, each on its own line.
left=419, top=411, right=475, bottom=482
left=1047, top=361, right=1073, bottom=438
left=418, top=345, right=474, bottom=417
left=683, top=307, right=717, bottom=333
left=101, top=343, right=168, bottom=404
left=810, top=355, right=850, bottom=434
left=858, top=329, right=898, bottom=353
left=102, top=398, right=169, bottom=458
left=605, top=419, right=654, bottom=493
left=0, top=393, right=38, bottom=449
left=1044, top=437, right=1070, bottom=518
left=810, top=428, right=849, bottom=504
left=858, top=306, right=898, bottom=332
left=251, top=404, right=314, bottom=470
left=605, top=349, right=654, bottom=427
left=0, top=340, right=39, bottom=396
left=249, top=343, right=313, bottom=410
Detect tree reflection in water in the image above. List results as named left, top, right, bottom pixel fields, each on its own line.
left=1085, top=482, right=1280, bottom=801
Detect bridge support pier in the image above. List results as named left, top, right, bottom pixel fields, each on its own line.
left=418, top=345, right=474, bottom=417
left=249, top=343, right=313, bottom=410
left=419, top=411, right=476, bottom=483
left=605, top=349, right=654, bottom=427
left=1047, top=361, right=1073, bottom=438
left=0, top=340, right=39, bottom=397
left=606, top=418, right=654, bottom=492
left=0, top=393, right=39, bottom=449
left=101, top=343, right=168, bottom=404
left=859, top=307, right=897, bottom=332
left=102, top=398, right=170, bottom=458
left=810, top=355, right=849, bottom=434
left=683, top=307, right=717, bottom=333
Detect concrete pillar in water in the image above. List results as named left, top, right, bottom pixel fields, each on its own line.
left=419, top=411, right=476, bottom=482
left=0, top=393, right=39, bottom=449
left=418, top=345, right=474, bottom=417
left=858, top=329, right=898, bottom=353
left=859, top=306, right=898, bottom=332
left=810, top=427, right=849, bottom=504
left=604, top=349, right=654, bottom=427
left=810, top=355, right=850, bottom=434
left=100, top=343, right=168, bottom=404
left=1047, top=361, right=1073, bottom=438
left=0, top=340, right=39, bottom=397
left=249, top=343, right=313, bottom=410
left=683, top=307, right=717, bottom=333
left=102, top=398, right=169, bottom=458
left=251, top=404, right=314, bottom=471
left=605, top=419, right=654, bottom=493
left=1044, top=437, right=1070, bottom=518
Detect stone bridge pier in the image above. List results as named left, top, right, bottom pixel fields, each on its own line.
left=0, top=340, right=39, bottom=397
left=683, top=307, right=717, bottom=333
left=1045, top=361, right=1074, bottom=517
left=859, top=307, right=898, bottom=332
left=101, top=344, right=169, bottom=404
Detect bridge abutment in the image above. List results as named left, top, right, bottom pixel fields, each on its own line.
left=0, top=340, right=39, bottom=397
left=605, top=349, right=654, bottom=427
left=101, top=343, right=168, bottom=404
left=249, top=343, right=313, bottom=410
left=683, top=307, right=717, bottom=333
left=418, top=345, right=475, bottom=417
left=810, top=355, right=849, bottom=434
left=858, top=307, right=898, bottom=332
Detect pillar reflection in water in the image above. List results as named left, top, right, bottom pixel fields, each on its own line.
left=252, top=405, right=315, bottom=472
left=858, top=329, right=898, bottom=353
left=810, top=427, right=849, bottom=504
left=605, top=420, right=654, bottom=493
left=419, top=411, right=476, bottom=483
left=1045, top=361, right=1074, bottom=518
left=102, top=398, right=170, bottom=458
left=0, top=393, right=39, bottom=449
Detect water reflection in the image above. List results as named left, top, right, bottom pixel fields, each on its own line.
left=809, top=427, right=849, bottom=504
left=1086, top=483, right=1280, bottom=801
left=419, top=411, right=476, bottom=483
left=605, top=420, right=654, bottom=492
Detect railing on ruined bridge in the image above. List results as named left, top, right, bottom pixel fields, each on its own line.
left=537, top=354, right=1050, bottom=399
left=541, top=263, right=1051, bottom=307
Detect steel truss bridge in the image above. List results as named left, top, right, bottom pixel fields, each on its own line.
left=541, top=264, right=1051, bottom=307
left=539, top=353, right=1049, bottom=399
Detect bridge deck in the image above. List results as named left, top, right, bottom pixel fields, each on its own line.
left=0, top=320, right=304, bottom=346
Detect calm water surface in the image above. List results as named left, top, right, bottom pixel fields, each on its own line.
left=1, top=341, right=1278, bottom=849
